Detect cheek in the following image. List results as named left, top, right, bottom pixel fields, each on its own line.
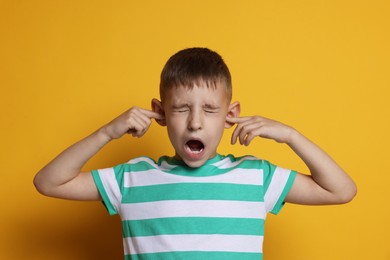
left=166, top=117, right=185, bottom=135
left=207, top=117, right=226, bottom=134
left=167, top=116, right=182, bottom=126
left=213, top=114, right=228, bottom=126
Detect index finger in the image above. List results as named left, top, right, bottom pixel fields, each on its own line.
left=226, top=116, right=251, bottom=124
left=140, top=108, right=165, bottom=120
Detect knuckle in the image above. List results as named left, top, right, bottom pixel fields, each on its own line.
left=129, top=106, right=140, bottom=113
left=241, top=125, right=250, bottom=132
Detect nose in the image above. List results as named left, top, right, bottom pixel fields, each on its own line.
left=187, top=110, right=203, bottom=131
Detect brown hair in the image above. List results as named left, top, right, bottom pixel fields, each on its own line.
left=159, top=47, right=232, bottom=101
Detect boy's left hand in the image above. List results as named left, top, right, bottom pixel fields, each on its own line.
left=226, top=116, right=295, bottom=146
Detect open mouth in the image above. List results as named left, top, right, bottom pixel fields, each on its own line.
left=185, top=140, right=205, bottom=154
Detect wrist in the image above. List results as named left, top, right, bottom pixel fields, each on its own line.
left=285, top=127, right=301, bottom=146
left=96, top=126, right=114, bottom=146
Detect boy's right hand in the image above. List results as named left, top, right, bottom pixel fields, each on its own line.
left=102, top=107, right=164, bottom=140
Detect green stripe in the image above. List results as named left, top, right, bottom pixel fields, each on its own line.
left=122, top=183, right=262, bottom=203
left=112, top=164, right=128, bottom=191
left=126, top=251, right=262, bottom=260
left=114, top=160, right=157, bottom=173
left=167, top=160, right=264, bottom=177
left=262, top=161, right=275, bottom=193
left=122, top=217, right=264, bottom=237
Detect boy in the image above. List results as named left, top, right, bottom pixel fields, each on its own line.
left=34, top=47, right=357, bottom=259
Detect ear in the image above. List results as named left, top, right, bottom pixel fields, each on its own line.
left=151, top=98, right=166, bottom=126
left=225, top=101, right=241, bottom=128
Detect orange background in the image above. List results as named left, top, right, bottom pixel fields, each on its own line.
left=1, top=1, right=389, bottom=259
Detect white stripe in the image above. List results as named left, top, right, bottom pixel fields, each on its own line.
left=124, top=168, right=263, bottom=187
left=128, top=157, right=158, bottom=167
left=159, top=160, right=177, bottom=170
left=264, top=167, right=290, bottom=212
left=123, top=234, right=263, bottom=255
left=128, top=157, right=177, bottom=171
left=121, top=200, right=266, bottom=220
left=97, top=168, right=122, bottom=212
left=211, top=156, right=258, bottom=169
left=127, top=156, right=260, bottom=171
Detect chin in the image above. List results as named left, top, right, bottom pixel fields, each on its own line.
left=183, top=159, right=207, bottom=168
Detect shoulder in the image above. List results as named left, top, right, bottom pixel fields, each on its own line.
left=217, top=154, right=271, bottom=169
left=110, top=156, right=159, bottom=175
left=127, top=156, right=159, bottom=166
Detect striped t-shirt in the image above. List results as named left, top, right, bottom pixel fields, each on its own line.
left=91, top=154, right=296, bottom=260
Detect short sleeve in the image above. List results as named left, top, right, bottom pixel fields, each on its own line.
left=262, top=161, right=297, bottom=215
left=91, top=165, right=125, bottom=215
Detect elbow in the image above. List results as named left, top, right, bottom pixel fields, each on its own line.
left=33, top=173, right=52, bottom=197
left=336, top=182, right=358, bottom=204
left=33, top=174, right=45, bottom=195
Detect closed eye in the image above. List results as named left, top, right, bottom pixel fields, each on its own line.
left=172, top=104, right=190, bottom=113
left=203, top=104, right=220, bottom=114
left=204, top=109, right=218, bottom=113
left=173, top=107, right=190, bottom=113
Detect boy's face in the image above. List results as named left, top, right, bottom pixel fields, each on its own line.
left=153, top=83, right=239, bottom=168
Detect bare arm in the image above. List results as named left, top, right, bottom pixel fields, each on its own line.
left=284, top=129, right=357, bottom=204
left=227, top=116, right=357, bottom=205
left=33, top=107, right=163, bottom=201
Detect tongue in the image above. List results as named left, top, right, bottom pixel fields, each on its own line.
left=187, top=140, right=204, bottom=152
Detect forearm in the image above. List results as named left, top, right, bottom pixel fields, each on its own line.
left=34, top=107, right=162, bottom=200
left=287, top=129, right=357, bottom=203
left=34, top=127, right=111, bottom=193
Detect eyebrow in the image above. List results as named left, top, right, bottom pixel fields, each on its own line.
left=171, top=104, right=220, bottom=110
left=203, top=104, right=220, bottom=110
left=171, top=104, right=190, bottom=109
